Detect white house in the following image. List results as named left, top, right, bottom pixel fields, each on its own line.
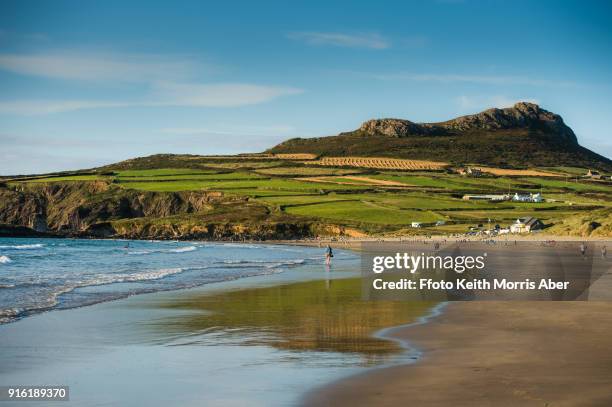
left=411, top=222, right=422, bottom=228
left=512, top=192, right=543, bottom=203
left=586, top=169, right=602, bottom=179
left=510, top=217, right=544, bottom=233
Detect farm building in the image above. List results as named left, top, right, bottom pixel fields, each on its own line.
left=512, top=192, right=543, bottom=203
left=411, top=222, right=422, bottom=228
left=462, top=194, right=510, bottom=201
left=510, top=217, right=544, bottom=233
left=586, top=169, right=602, bottom=179
left=458, top=167, right=483, bottom=177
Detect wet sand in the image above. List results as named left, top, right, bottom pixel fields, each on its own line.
left=304, top=301, right=612, bottom=406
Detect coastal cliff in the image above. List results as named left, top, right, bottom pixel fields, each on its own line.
left=0, top=181, right=343, bottom=240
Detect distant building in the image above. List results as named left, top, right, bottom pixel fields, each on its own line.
left=466, top=167, right=482, bottom=177
left=586, top=169, right=602, bottom=179
left=510, top=217, right=544, bottom=233
left=512, top=192, right=543, bottom=203
left=463, top=194, right=510, bottom=201
left=411, top=222, right=422, bottom=228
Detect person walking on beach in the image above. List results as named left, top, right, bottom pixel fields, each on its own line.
left=602, top=245, right=607, bottom=258
left=580, top=242, right=586, bottom=257
left=325, top=245, right=333, bottom=266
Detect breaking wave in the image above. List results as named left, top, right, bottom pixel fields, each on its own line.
left=0, top=244, right=45, bottom=250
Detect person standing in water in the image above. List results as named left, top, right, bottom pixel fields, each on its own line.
left=580, top=242, right=586, bottom=257
left=602, top=245, right=607, bottom=258
left=325, top=245, right=333, bottom=266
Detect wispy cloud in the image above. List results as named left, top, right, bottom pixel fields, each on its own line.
left=0, top=83, right=303, bottom=115
left=0, top=50, right=303, bottom=114
left=0, top=51, right=203, bottom=82
left=0, top=100, right=132, bottom=115
left=287, top=31, right=390, bottom=49
left=151, top=82, right=303, bottom=107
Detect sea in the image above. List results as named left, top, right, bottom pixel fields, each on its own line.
left=0, top=237, right=349, bottom=324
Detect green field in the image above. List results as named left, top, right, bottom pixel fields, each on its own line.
left=6, top=157, right=611, bottom=236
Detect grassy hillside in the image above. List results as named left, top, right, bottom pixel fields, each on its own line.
left=2, top=153, right=610, bottom=238
left=268, top=129, right=612, bottom=171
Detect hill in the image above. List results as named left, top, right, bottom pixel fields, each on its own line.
left=267, top=102, right=612, bottom=171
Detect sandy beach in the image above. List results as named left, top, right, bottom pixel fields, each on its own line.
left=304, top=301, right=612, bottom=406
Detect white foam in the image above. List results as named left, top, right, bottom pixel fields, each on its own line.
left=0, top=255, right=11, bottom=264
left=102, top=268, right=186, bottom=283
left=0, top=244, right=44, bottom=250
left=127, top=246, right=197, bottom=255
left=169, top=246, right=196, bottom=253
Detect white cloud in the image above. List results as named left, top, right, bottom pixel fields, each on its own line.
left=0, top=51, right=202, bottom=82
left=0, top=50, right=304, bottom=114
left=287, top=31, right=390, bottom=49
left=151, top=82, right=303, bottom=107
left=0, top=100, right=132, bottom=115
left=0, top=83, right=304, bottom=115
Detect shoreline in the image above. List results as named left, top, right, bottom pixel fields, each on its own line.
left=4, top=237, right=612, bottom=405
left=303, top=301, right=612, bottom=406
left=0, top=241, right=441, bottom=406
left=0, top=239, right=356, bottom=325
left=1, top=232, right=610, bottom=243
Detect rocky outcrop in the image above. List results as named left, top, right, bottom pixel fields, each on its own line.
left=0, top=182, right=222, bottom=236
left=108, top=221, right=319, bottom=241
left=357, top=102, right=577, bottom=143
left=439, top=102, right=577, bottom=143
left=360, top=118, right=437, bottom=137
left=267, top=101, right=610, bottom=169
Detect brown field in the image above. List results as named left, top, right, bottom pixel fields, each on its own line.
left=476, top=167, right=562, bottom=177
left=272, top=153, right=318, bottom=160
left=297, top=175, right=412, bottom=187
left=304, top=157, right=449, bottom=170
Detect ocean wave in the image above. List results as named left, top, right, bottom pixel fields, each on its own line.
left=169, top=246, right=196, bottom=253
left=61, top=268, right=188, bottom=287
left=0, top=255, right=11, bottom=264
left=0, top=243, right=44, bottom=250
left=127, top=246, right=197, bottom=255
left=218, top=258, right=307, bottom=269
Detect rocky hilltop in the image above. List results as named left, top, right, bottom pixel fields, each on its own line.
left=268, top=102, right=609, bottom=170
left=359, top=102, right=577, bottom=143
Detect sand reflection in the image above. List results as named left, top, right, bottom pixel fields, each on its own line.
left=148, top=278, right=435, bottom=365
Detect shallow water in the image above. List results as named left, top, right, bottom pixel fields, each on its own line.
left=0, top=238, right=349, bottom=323
left=0, top=240, right=437, bottom=406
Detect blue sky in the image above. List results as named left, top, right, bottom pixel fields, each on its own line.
left=1, top=0, right=611, bottom=174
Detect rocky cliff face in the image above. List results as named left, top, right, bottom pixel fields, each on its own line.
left=0, top=182, right=220, bottom=237
left=0, top=181, right=345, bottom=240
left=358, top=102, right=577, bottom=143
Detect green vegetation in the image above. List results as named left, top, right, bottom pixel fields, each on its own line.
left=23, top=174, right=108, bottom=183
left=254, top=167, right=362, bottom=176
left=3, top=155, right=610, bottom=237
